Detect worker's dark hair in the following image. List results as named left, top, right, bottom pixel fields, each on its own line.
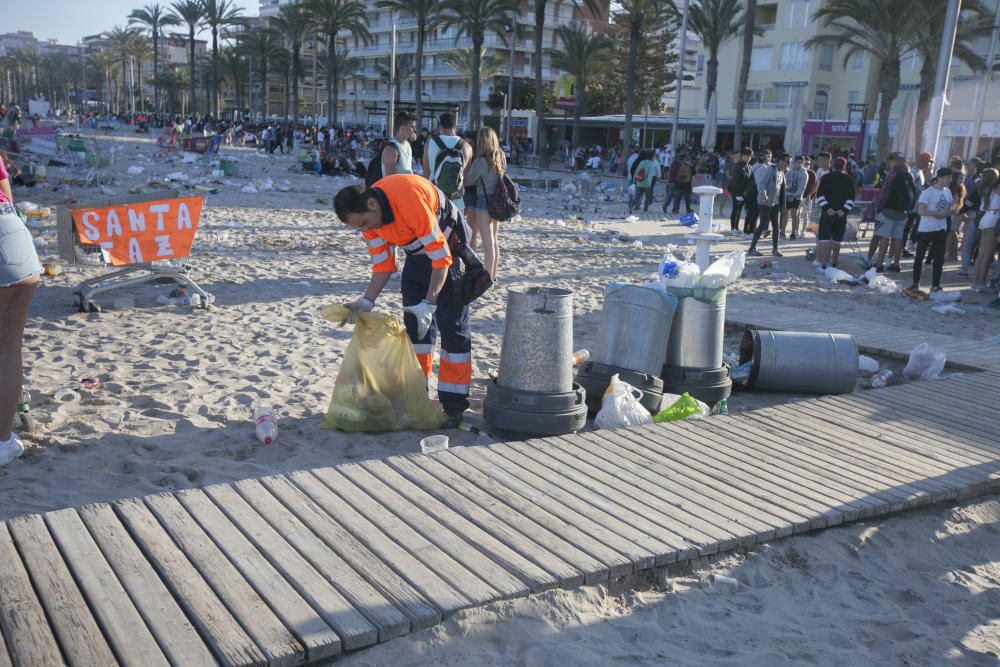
left=334, top=184, right=375, bottom=222
left=394, top=111, right=417, bottom=132
left=777, top=152, right=790, bottom=163
left=439, top=113, right=456, bottom=130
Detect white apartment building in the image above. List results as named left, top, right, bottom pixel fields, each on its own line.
left=678, top=0, right=1000, bottom=158
left=257, top=0, right=604, bottom=128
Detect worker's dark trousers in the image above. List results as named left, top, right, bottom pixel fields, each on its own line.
left=401, top=254, right=471, bottom=414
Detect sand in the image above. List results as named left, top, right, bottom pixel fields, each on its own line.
left=4, top=127, right=998, bottom=664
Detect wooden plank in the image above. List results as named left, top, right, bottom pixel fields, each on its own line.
left=309, top=468, right=505, bottom=606
left=764, top=403, right=984, bottom=487
left=449, top=446, right=669, bottom=569
left=705, top=418, right=912, bottom=516
left=327, top=465, right=531, bottom=599
left=488, top=443, right=704, bottom=560
left=541, top=436, right=760, bottom=548
left=174, top=490, right=342, bottom=664
left=752, top=407, right=963, bottom=503
left=44, top=509, right=170, bottom=667
left=114, top=497, right=269, bottom=667
left=231, top=478, right=413, bottom=642
left=811, top=397, right=1000, bottom=467
left=203, top=484, right=378, bottom=651
left=0, top=522, right=63, bottom=667
left=142, top=494, right=304, bottom=667
left=632, top=423, right=841, bottom=529
left=404, top=454, right=612, bottom=584
left=358, top=460, right=560, bottom=593
left=863, top=388, right=1000, bottom=438
left=565, top=431, right=784, bottom=540
left=253, top=475, right=440, bottom=633
left=426, top=450, right=637, bottom=577
left=79, top=504, right=219, bottom=667
left=6, top=514, right=118, bottom=667
left=589, top=429, right=811, bottom=535
left=285, top=470, right=472, bottom=616
left=673, top=421, right=871, bottom=520
left=385, top=455, right=587, bottom=587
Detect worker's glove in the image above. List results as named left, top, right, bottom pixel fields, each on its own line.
left=403, top=300, right=437, bottom=339
left=342, top=297, right=374, bottom=325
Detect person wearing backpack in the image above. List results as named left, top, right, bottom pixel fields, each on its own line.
left=422, top=113, right=473, bottom=210
left=630, top=150, right=657, bottom=213
left=669, top=156, right=694, bottom=214
left=869, top=152, right=917, bottom=273
left=466, top=127, right=507, bottom=281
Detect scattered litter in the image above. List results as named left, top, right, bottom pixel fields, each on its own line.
left=700, top=573, right=739, bottom=595
left=181, top=152, right=197, bottom=163
left=653, top=392, right=709, bottom=422
left=729, top=361, right=751, bottom=384
left=53, top=388, right=81, bottom=403
left=241, top=185, right=259, bottom=194
left=928, top=290, right=961, bottom=302
left=595, top=375, right=653, bottom=429
left=100, top=186, right=116, bottom=196
left=293, top=280, right=312, bottom=286
left=420, top=435, right=449, bottom=454
left=858, top=355, right=879, bottom=374
left=126, top=166, right=144, bottom=175
left=870, top=368, right=893, bottom=388
left=226, top=221, right=246, bottom=229
left=931, top=303, right=964, bottom=315
left=868, top=275, right=899, bottom=294
left=902, top=343, right=946, bottom=382
left=80, top=378, right=100, bottom=390
left=164, top=172, right=189, bottom=182
left=315, top=197, right=329, bottom=205
left=824, top=266, right=855, bottom=284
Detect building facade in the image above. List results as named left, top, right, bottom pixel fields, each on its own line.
left=678, top=0, right=1000, bottom=159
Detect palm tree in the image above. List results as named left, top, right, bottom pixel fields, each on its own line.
left=170, top=0, right=205, bottom=114
left=330, top=51, right=366, bottom=121
left=152, top=69, right=187, bottom=112
left=269, top=4, right=316, bottom=124
left=619, top=0, right=667, bottom=172
left=235, top=26, right=283, bottom=117
left=127, top=36, right=155, bottom=112
left=687, top=0, right=752, bottom=112
left=376, top=0, right=438, bottom=128
left=375, top=53, right=417, bottom=104
left=547, top=23, right=612, bottom=149
left=129, top=3, right=180, bottom=112
left=443, top=47, right=504, bottom=86
left=218, top=47, right=248, bottom=113
left=807, top=0, right=921, bottom=160
left=733, top=0, right=756, bottom=150
left=437, top=0, right=518, bottom=130
left=106, top=26, right=141, bottom=113
left=308, top=0, right=371, bottom=129
left=202, top=0, right=244, bottom=116
left=908, top=0, right=991, bottom=148
left=8, top=47, right=42, bottom=106
left=88, top=49, right=120, bottom=113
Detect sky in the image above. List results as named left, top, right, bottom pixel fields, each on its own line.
left=2, top=0, right=258, bottom=45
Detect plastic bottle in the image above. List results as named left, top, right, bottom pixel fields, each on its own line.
left=572, top=349, right=591, bottom=366
left=870, top=368, right=893, bottom=389
left=254, top=407, right=278, bottom=445
left=716, top=399, right=729, bottom=415
left=156, top=294, right=202, bottom=307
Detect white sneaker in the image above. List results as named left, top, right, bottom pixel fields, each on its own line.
left=0, top=435, right=25, bottom=466
left=812, top=259, right=821, bottom=267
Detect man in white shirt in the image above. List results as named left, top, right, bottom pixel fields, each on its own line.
left=382, top=111, right=418, bottom=177
left=908, top=167, right=953, bottom=295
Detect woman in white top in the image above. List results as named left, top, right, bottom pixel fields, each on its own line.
left=465, top=127, right=506, bottom=280
left=911, top=167, right=956, bottom=293
left=973, top=172, right=1000, bottom=292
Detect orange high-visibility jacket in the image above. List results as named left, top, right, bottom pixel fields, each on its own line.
left=362, top=174, right=453, bottom=273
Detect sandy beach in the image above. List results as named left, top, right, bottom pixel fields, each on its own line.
left=4, top=129, right=998, bottom=664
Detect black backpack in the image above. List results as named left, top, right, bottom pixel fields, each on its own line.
left=442, top=204, right=494, bottom=302
left=486, top=174, right=521, bottom=222
left=364, top=139, right=401, bottom=187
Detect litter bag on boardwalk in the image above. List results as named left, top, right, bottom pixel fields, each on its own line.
left=321, top=308, right=445, bottom=432
left=594, top=374, right=653, bottom=429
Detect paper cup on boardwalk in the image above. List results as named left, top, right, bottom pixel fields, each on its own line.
left=420, top=435, right=449, bottom=454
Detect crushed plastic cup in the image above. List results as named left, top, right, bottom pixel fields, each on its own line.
left=420, top=435, right=449, bottom=454
left=700, top=573, right=740, bottom=595
left=53, top=388, right=81, bottom=403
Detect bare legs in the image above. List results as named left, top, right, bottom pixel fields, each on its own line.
left=0, top=277, right=39, bottom=440
left=974, top=226, right=996, bottom=287
left=477, top=214, right=500, bottom=280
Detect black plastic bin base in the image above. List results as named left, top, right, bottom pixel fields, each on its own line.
left=660, top=364, right=732, bottom=406
left=484, top=380, right=588, bottom=436
left=576, top=361, right=664, bottom=416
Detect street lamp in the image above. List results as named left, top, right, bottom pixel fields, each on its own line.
left=816, top=90, right=829, bottom=153
left=505, top=17, right=516, bottom=145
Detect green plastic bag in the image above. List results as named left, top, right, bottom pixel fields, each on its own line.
left=321, top=308, right=445, bottom=432
left=653, top=392, right=704, bottom=423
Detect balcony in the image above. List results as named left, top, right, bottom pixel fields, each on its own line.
left=741, top=101, right=792, bottom=110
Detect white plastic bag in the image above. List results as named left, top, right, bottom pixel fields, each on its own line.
left=702, top=250, right=746, bottom=287
left=902, top=343, right=946, bottom=382
left=858, top=355, right=879, bottom=374
left=868, top=274, right=899, bottom=294
left=594, top=374, right=653, bottom=429
left=931, top=303, right=964, bottom=315
left=663, top=261, right=701, bottom=289
left=824, top=266, right=854, bottom=283
left=928, top=290, right=961, bottom=302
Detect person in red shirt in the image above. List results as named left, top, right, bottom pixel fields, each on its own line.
left=334, top=174, right=472, bottom=428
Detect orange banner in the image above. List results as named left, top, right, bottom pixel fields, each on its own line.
left=72, top=196, right=203, bottom=266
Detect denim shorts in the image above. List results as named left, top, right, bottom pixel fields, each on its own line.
left=0, top=205, right=42, bottom=287
left=468, top=194, right=490, bottom=212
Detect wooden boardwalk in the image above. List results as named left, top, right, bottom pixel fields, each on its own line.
left=1, top=367, right=998, bottom=665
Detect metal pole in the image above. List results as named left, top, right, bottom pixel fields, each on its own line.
left=670, top=0, right=690, bottom=148
left=388, top=23, right=397, bottom=136
left=968, top=0, right=1000, bottom=160
left=923, top=0, right=961, bottom=158
left=505, top=17, right=515, bottom=144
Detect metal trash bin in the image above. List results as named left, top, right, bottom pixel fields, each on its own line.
left=486, top=286, right=588, bottom=435
left=740, top=329, right=858, bottom=394
left=660, top=285, right=731, bottom=406
left=592, top=284, right=677, bottom=376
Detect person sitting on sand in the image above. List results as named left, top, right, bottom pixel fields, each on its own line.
left=335, top=175, right=474, bottom=429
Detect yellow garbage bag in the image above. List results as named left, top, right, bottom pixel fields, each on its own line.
left=321, top=307, right=446, bottom=432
